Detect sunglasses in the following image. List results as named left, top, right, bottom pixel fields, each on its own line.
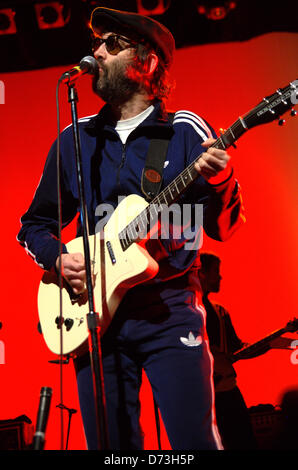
left=92, top=34, right=138, bottom=56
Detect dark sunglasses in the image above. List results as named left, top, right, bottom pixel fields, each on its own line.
left=92, top=34, right=138, bottom=55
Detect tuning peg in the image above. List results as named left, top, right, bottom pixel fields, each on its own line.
left=290, top=108, right=297, bottom=117
left=278, top=118, right=286, bottom=126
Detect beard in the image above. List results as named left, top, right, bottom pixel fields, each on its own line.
left=92, top=56, right=141, bottom=105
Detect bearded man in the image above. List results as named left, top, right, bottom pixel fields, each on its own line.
left=17, top=7, right=245, bottom=450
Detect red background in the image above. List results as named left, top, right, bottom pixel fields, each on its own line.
left=1, top=31, right=298, bottom=450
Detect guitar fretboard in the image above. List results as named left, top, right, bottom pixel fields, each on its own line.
left=118, top=117, right=248, bottom=251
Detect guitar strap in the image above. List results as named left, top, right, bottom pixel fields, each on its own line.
left=141, top=112, right=175, bottom=201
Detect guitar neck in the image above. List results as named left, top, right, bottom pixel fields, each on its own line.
left=232, top=327, right=288, bottom=363
left=119, top=117, right=248, bottom=251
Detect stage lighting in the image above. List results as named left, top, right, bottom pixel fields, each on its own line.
left=136, top=0, right=171, bottom=16
left=34, top=1, right=70, bottom=30
left=0, top=8, right=16, bottom=35
left=196, top=1, right=237, bottom=21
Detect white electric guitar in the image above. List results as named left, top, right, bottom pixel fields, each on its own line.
left=38, top=80, right=298, bottom=356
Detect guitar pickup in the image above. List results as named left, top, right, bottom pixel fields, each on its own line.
left=106, top=241, right=116, bottom=264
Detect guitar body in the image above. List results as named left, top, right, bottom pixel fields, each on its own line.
left=38, top=194, right=159, bottom=355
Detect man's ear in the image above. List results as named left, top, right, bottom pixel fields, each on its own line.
left=145, top=53, right=159, bottom=75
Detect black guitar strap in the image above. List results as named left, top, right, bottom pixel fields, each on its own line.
left=141, top=112, right=175, bottom=201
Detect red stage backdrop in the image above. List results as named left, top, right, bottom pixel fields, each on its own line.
left=0, top=32, right=298, bottom=450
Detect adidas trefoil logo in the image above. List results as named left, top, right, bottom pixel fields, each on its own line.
left=180, top=331, right=202, bottom=347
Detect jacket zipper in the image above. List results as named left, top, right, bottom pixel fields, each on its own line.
left=117, top=142, right=126, bottom=190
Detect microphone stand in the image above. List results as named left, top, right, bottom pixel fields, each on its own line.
left=56, top=404, right=77, bottom=450
left=66, top=82, right=109, bottom=450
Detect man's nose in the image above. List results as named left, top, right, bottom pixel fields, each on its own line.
left=93, top=42, right=107, bottom=59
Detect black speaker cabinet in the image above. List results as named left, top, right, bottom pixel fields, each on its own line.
left=0, top=416, right=34, bottom=450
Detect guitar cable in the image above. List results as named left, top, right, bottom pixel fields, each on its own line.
left=55, top=78, right=65, bottom=451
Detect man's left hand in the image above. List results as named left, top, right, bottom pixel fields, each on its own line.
left=194, top=137, right=231, bottom=182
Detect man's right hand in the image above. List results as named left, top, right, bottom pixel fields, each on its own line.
left=56, top=253, right=86, bottom=295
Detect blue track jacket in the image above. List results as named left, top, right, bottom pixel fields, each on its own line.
left=17, top=101, right=245, bottom=283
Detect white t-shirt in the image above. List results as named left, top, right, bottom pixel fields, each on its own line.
left=115, top=105, right=154, bottom=144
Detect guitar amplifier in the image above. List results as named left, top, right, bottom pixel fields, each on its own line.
left=249, top=404, right=282, bottom=450
left=0, top=415, right=34, bottom=450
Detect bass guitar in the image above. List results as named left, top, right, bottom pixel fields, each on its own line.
left=213, top=317, right=298, bottom=392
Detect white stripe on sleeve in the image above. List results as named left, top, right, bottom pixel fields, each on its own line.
left=174, top=110, right=213, bottom=141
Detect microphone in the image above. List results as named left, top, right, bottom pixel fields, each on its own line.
left=33, top=386, right=53, bottom=450
left=59, top=56, right=98, bottom=84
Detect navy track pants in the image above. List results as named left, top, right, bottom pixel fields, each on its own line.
left=74, top=288, right=222, bottom=450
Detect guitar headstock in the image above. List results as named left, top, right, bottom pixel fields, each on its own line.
left=285, top=317, right=298, bottom=333
left=243, top=80, right=298, bottom=130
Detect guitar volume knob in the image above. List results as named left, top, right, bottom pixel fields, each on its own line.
left=55, top=316, right=64, bottom=329
left=64, top=318, right=74, bottom=331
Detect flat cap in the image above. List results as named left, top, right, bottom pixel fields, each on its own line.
left=90, top=7, right=175, bottom=67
